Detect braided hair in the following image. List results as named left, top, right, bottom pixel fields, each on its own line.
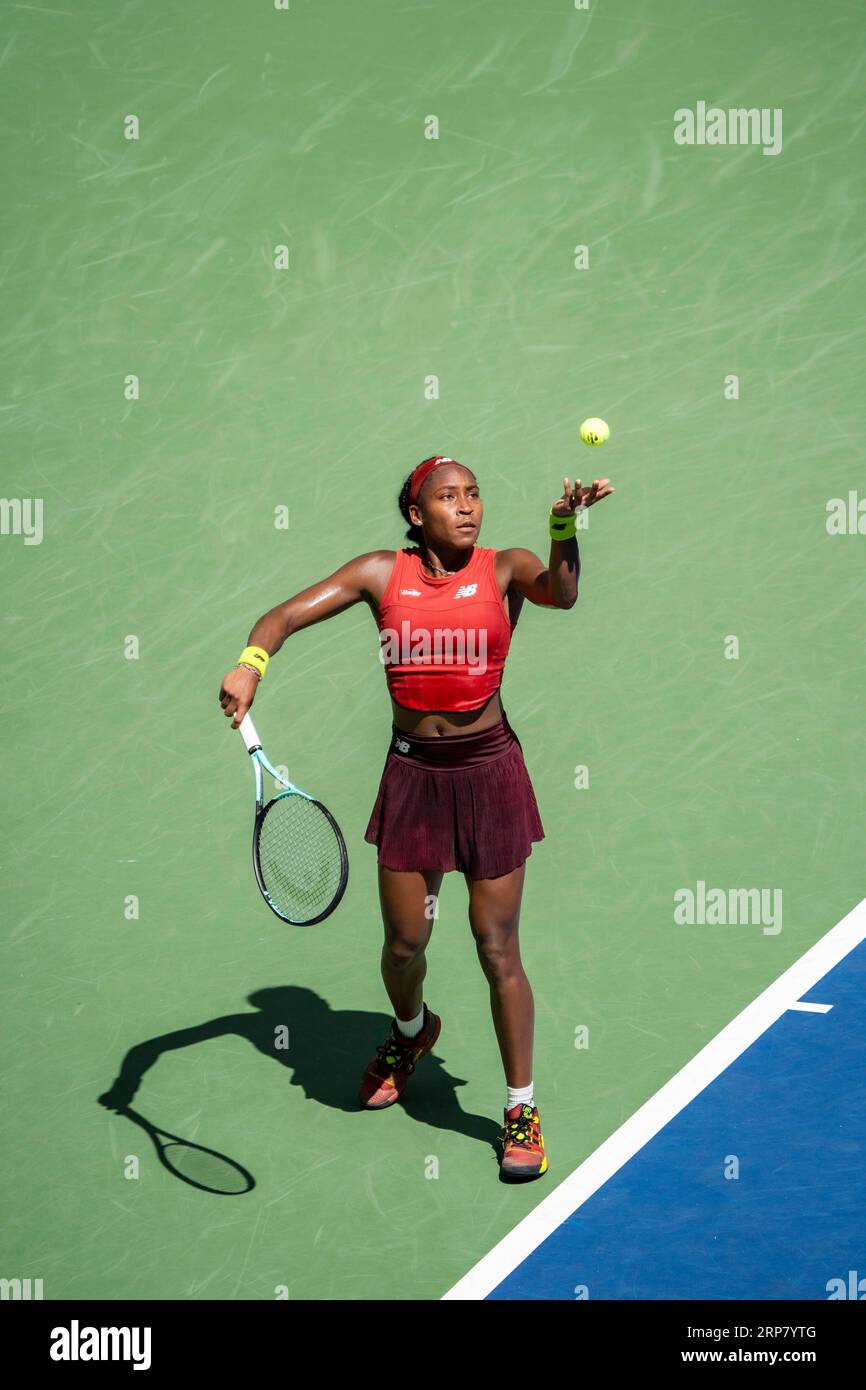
left=397, top=457, right=476, bottom=546
left=397, top=467, right=425, bottom=545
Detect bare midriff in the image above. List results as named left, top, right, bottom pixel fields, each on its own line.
left=389, top=689, right=504, bottom=737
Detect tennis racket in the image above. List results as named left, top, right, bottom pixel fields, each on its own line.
left=238, top=712, right=348, bottom=925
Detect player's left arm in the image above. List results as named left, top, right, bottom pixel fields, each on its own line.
left=502, top=475, right=614, bottom=610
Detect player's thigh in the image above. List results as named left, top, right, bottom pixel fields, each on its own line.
left=378, top=865, right=443, bottom=954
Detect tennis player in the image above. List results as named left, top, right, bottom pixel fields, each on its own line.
left=219, top=455, right=613, bottom=1179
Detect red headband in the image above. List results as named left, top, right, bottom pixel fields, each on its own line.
left=408, top=456, right=460, bottom=504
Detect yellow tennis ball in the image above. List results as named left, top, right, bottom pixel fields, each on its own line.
left=579, top=417, right=609, bottom=446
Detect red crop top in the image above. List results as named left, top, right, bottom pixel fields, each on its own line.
left=375, top=545, right=513, bottom=712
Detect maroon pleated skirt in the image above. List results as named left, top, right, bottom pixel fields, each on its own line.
left=363, top=712, right=545, bottom=879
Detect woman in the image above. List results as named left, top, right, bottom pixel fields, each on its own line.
left=219, top=455, right=613, bottom=1180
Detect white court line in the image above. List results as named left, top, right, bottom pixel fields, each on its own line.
left=789, top=1001, right=833, bottom=1013
left=441, top=895, right=866, bottom=1300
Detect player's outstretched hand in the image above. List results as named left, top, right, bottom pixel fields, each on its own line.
left=553, top=477, right=614, bottom=514
left=219, top=666, right=259, bottom=729
left=98, top=1083, right=134, bottom=1113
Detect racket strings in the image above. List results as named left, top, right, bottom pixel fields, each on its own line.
left=257, top=793, right=343, bottom=922
left=162, top=1142, right=252, bottom=1195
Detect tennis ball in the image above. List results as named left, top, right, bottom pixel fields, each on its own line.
left=579, top=417, right=609, bottom=446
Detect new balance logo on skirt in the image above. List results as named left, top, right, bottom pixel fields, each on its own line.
left=378, top=620, right=488, bottom=672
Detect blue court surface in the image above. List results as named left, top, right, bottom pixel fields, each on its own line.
left=444, top=900, right=866, bottom=1301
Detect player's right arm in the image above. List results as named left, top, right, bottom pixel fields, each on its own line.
left=218, top=551, right=393, bottom=727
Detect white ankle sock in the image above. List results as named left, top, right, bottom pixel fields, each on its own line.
left=507, top=1082, right=534, bottom=1112
left=395, top=1004, right=425, bottom=1039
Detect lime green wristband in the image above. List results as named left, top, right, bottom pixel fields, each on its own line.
left=549, top=509, right=576, bottom=541
left=238, top=645, right=269, bottom=678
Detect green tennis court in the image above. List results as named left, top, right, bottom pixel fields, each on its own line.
left=2, top=0, right=864, bottom=1302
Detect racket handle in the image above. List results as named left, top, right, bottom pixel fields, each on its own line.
left=238, top=713, right=263, bottom=754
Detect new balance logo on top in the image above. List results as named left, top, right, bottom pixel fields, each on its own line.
left=454, top=583, right=477, bottom=598
left=399, top=589, right=422, bottom=596
left=395, top=738, right=411, bottom=752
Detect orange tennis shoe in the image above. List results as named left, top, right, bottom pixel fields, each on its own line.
left=359, top=1003, right=441, bottom=1109
left=500, top=1102, right=548, bottom=1178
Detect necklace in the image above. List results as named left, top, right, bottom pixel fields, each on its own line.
left=419, top=548, right=458, bottom=576
left=423, top=561, right=456, bottom=576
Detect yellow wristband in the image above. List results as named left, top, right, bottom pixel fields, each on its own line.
left=237, top=645, right=269, bottom=678
left=549, top=509, right=576, bottom=541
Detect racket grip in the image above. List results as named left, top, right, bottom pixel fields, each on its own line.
left=238, top=713, right=263, bottom=753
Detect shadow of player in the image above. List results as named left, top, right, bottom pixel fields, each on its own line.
left=99, top=985, right=502, bottom=1190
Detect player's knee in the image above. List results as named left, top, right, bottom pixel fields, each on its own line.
left=382, top=933, right=427, bottom=969
left=474, top=928, right=520, bottom=982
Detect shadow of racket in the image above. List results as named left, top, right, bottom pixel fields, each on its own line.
left=118, top=1105, right=255, bottom=1196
